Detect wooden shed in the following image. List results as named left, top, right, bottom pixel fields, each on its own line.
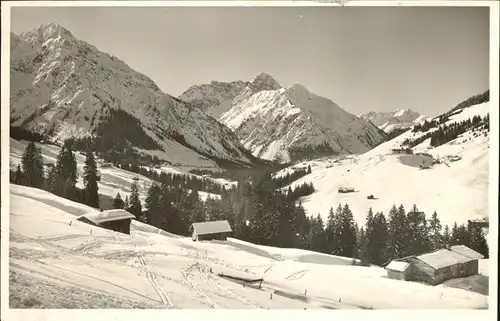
left=399, top=246, right=484, bottom=286
left=385, top=260, right=412, bottom=281
left=76, top=209, right=135, bottom=235
left=190, top=220, right=233, bottom=242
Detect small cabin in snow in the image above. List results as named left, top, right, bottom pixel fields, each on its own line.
left=386, top=245, right=484, bottom=285
left=190, top=220, right=233, bottom=242
left=76, top=209, right=135, bottom=235
left=338, top=187, right=355, bottom=193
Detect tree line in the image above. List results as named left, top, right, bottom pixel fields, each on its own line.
left=10, top=139, right=101, bottom=209
left=403, top=114, right=489, bottom=148
left=446, top=90, right=489, bottom=116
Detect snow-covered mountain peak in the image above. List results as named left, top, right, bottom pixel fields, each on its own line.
left=359, top=109, right=425, bottom=134
left=10, top=23, right=264, bottom=170
left=21, top=22, right=75, bottom=46
left=248, top=72, right=282, bottom=92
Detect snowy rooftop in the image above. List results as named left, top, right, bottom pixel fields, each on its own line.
left=386, top=260, right=411, bottom=272
left=191, top=220, right=232, bottom=235
left=450, top=245, right=484, bottom=260
left=77, top=209, right=135, bottom=225
left=416, top=249, right=473, bottom=270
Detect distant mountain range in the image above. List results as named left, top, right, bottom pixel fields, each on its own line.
left=180, top=74, right=386, bottom=163
left=359, top=109, right=428, bottom=134
left=9, top=22, right=266, bottom=170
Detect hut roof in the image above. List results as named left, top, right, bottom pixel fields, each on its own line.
left=77, top=209, right=135, bottom=225
left=386, top=260, right=411, bottom=272
left=416, top=249, right=472, bottom=270
left=191, top=220, right=232, bottom=236
left=450, top=245, right=484, bottom=260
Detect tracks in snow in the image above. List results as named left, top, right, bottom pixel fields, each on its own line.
left=137, top=253, right=173, bottom=307
left=183, top=249, right=261, bottom=309
left=113, top=234, right=173, bottom=308
left=181, top=263, right=219, bottom=309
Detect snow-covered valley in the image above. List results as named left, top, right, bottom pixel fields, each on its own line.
left=8, top=184, right=489, bottom=309
left=274, top=102, right=490, bottom=227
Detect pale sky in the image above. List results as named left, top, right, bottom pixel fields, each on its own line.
left=10, top=6, right=489, bottom=117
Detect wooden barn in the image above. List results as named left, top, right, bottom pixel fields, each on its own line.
left=76, top=209, right=135, bottom=235
left=385, top=260, right=412, bottom=281
left=190, top=220, right=233, bottom=242
left=387, top=245, right=484, bottom=285
left=467, top=218, right=489, bottom=229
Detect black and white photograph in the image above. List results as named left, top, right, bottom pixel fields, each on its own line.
left=1, top=0, right=498, bottom=314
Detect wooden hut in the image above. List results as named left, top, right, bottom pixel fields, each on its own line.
left=190, top=220, right=232, bottom=242
left=395, top=246, right=484, bottom=286
left=76, top=209, right=135, bottom=235
left=385, top=260, right=412, bottom=281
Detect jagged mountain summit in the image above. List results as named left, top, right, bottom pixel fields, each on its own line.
left=10, top=22, right=264, bottom=170
left=359, top=109, right=427, bottom=133
left=180, top=74, right=386, bottom=163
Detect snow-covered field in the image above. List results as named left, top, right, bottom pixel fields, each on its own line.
left=276, top=103, right=490, bottom=227
left=8, top=184, right=489, bottom=309
left=9, top=138, right=228, bottom=208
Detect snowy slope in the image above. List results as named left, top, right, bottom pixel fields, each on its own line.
left=9, top=138, right=226, bottom=209
left=9, top=184, right=488, bottom=309
left=274, top=102, right=490, bottom=228
left=359, top=109, right=428, bottom=133
left=183, top=73, right=386, bottom=163
left=9, top=23, right=261, bottom=170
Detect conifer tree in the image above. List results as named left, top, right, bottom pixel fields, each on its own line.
left=451, top=222, right=460, bottom=245
left=442, top=224, right=451, bottom=247
left=128, top=181, right=142, bottom=220
left=428, top=211, right=443, bottom=250
left=113, top=192, right=125, bottom=209
left=145, top=184, right=163, bottom=226
left=367, top=211, right=389, bottom=266
left=52, top=140, right=78, bottom=200
left=336, top=204, right=357, bottom=258
left=468, top=225, right=489, bottom=258
left=387, top=204, right=409, bottom=260
left=83, top=150, right=99, bottom=208
left=124, top=195, right=130, bottom=209
left=14, top=164, right=23, bottom=184
left=21, top=141, right=44, bottom=188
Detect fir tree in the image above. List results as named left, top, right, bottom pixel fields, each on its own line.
left=145, top=184, right=163, bottom=226
left=52, top=141, right=78, bottom=200
left=113, top=192, right=125, bottom=209
left=442, top=224, right=451, bottom=247
left=83, top=150, right=99, bottom=208
left=428, top=211, right=443, bottom=250
left=450, top=222, right=459, bottom=245
left=468, top=225, right=489, bottom=258
left=21, top=141, right=44, bottom=188
left=124, top=195, right=130, bottom=209
left=336, top=204, right=357, bottom=258
left=307, top=165, right=312, bottom=174
left=128, top=181, right=142, bottom=220
left=367, top=211, right=389, bottom=266
left=14, top=164, right=23, bottom=184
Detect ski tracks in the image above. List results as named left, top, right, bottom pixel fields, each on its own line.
left=114, top=234, right=173, bottom=308
left=181, top=263, right=219, bottom=309
left=184, top=250, right=261, bottom=309
left=196, top=254, right=262, bottom=309
left=137, top=253, right=173, bottom=307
